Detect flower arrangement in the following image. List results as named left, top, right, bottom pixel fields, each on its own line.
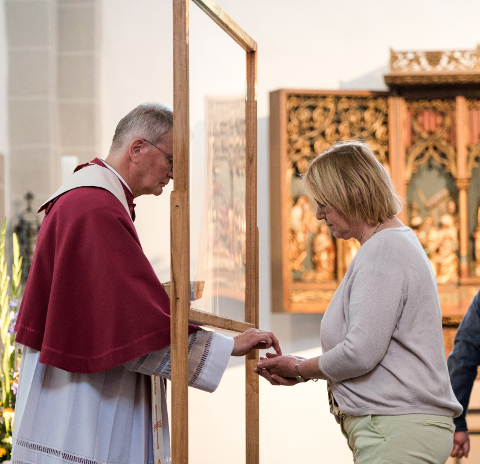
left=0, top=220, right=22, bottom=462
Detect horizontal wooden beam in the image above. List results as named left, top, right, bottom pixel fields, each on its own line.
left=193, top=0, right=257, bottom=52
left=189, top=308, right=255, bottom=333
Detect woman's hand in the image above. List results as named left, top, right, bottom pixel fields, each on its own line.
left=254, top=353, right=306, bottom=386
left=232, top=328, right=282, bottom=357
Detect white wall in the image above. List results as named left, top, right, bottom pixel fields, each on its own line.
left=100, top=1, right=479, bottom=462
left=0, top=0, right=8, bottom=218
left=0, top=0, right=6, bottom=153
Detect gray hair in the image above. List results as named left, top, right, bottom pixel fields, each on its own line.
left=110, top=102, right=173, bottom=152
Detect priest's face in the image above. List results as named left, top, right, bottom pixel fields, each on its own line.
left=137, top=130, right=174, bottom=197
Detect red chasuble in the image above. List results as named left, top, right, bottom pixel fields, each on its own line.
left=15, top=160, right=199, bottom=374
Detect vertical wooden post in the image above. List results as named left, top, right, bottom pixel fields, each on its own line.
left=172, top=0, right=190, bottom=463
left=456, top=95, right=470, bottom=280
left=269, top=90, right=291, bottom=313
left=245, top=49, right=259, bottom=464
left=172, top=3, right=259, bottom=464
left=389, top=93, right=407, bottom=223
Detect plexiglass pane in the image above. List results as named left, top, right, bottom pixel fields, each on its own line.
left=189, top=4, right=246, bottom=322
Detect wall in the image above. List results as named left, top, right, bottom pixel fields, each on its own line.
left=5, top=0, right=58, bottom=217
left=3, top=0, right=101, bottom=222
left=0, top=0, right=7, bottom=220
left=99, top=1, right=480, bottom=463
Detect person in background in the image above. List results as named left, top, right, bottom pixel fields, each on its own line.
left=448, top=289, right=480, bottom=459
left=12, top=102, right=280, bottom=464
left=256, top=140, right=462, bottom=464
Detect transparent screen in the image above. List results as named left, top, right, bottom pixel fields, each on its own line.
left=189, top=4, right=247, bottom=322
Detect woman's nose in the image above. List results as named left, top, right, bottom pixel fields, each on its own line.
left=316, top=207, right=325, bottom=220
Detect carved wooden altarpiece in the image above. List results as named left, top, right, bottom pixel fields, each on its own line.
left=270, top=45, right=480, bottom=354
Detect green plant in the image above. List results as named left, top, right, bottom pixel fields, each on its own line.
left=0, top=220, right=22, bottom=461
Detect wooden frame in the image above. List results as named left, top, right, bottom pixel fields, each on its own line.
left=171, top=1, right=258, bottom=463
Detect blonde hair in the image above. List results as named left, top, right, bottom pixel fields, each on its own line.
left=304, top=141, right=402, bottom=226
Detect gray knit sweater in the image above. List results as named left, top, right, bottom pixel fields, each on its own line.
left=318, top=226, right=462, bottom=418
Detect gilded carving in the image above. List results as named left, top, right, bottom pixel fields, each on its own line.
left=405, top=99, right=462, bottom=283
left=290, top=195, right=315, bottom=272
left=286, top=94, right=389, bottom=283
left=455, top=178, right=470, bottom=191
left=442, top=316, right=464, bottom=327
left=290, top=289, right=336, bottom=304
left=410, top=197, right=459, bottom=284
left=272, top=50, right=480, bottom=314
left=385, top=74, right=480, bottom=86
left=390, top=46, right=480, bottom=73
left=466, top=99, right=480, bottom=179
left=301, top=223, right=336, bottom=282
left=405, top=100, right=457, bottom=183
left=473, top=206, right=480, bottom=277
left=287, top=95, right=389, bottom=166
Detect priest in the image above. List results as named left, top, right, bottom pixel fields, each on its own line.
left=12, top=102, right=280, bottom=464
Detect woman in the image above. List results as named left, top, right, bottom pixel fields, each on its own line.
left=256, top=141, right=462, bottom=464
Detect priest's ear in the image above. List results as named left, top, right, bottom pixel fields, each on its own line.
left=129, top=138, right=145, bottom=163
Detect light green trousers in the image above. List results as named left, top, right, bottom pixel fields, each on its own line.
left=340, top=414, right=455, bottom=464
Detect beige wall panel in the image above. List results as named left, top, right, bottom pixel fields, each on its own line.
left=0, top=153, right=4, bottom=185
left=465, top=436, right=480, bottom=464
left=8, top=49, right=51, bottom=97
left=9, top=147, right=52, bottom=197
left=467, top=413, right=480, bottom=430
left=9, top=100, right=52, bottom=145
left=0, top=188, right=5, bottom=223
left=469, top=380, right=480, bottom=408
left=58, top=101, right=97, bottom=147
left=58, top=55, right=96, bottom=99
left=58, top=5, right=96, bottom=53
left=59, top=0, right=95, bottom=3
left=0, top=153, right=4, bottom=221
left=61, top=146, right=98, bottom=166
left=5, top=1, right=51, bottom=48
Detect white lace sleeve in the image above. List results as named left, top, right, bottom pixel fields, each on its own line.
left=123, top=329, right=234, bottom=392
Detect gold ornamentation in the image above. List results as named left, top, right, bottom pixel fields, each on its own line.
left=410, top=197, right=459, bottom=284
left=290, top=289, right=336, bottom=303
left=286, top=94, right=389, bottom=281
left=405, top=100, right=457, bottom=182
left=405, top=99, right=462, bottom=284
left=386, top=74, right=480, bottom=85
left=438, top=292, right=460, bottom=305
left=442, top=316, right=463, bottom=327
left=272, top=64, right=480, bottom=314
left=301, top=223, right=336, bottom=282
left=286, top=95, right=389, bottom=167
left=455, top=178, right=470, bottom=191
left=473, top=204, right=480, bottom=276
left=390, top=46, right=480, bottom=73
left=466, top=99, right=480, bottom=179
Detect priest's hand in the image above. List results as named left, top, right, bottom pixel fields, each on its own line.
left=232, top=328, right=281, bottom=357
